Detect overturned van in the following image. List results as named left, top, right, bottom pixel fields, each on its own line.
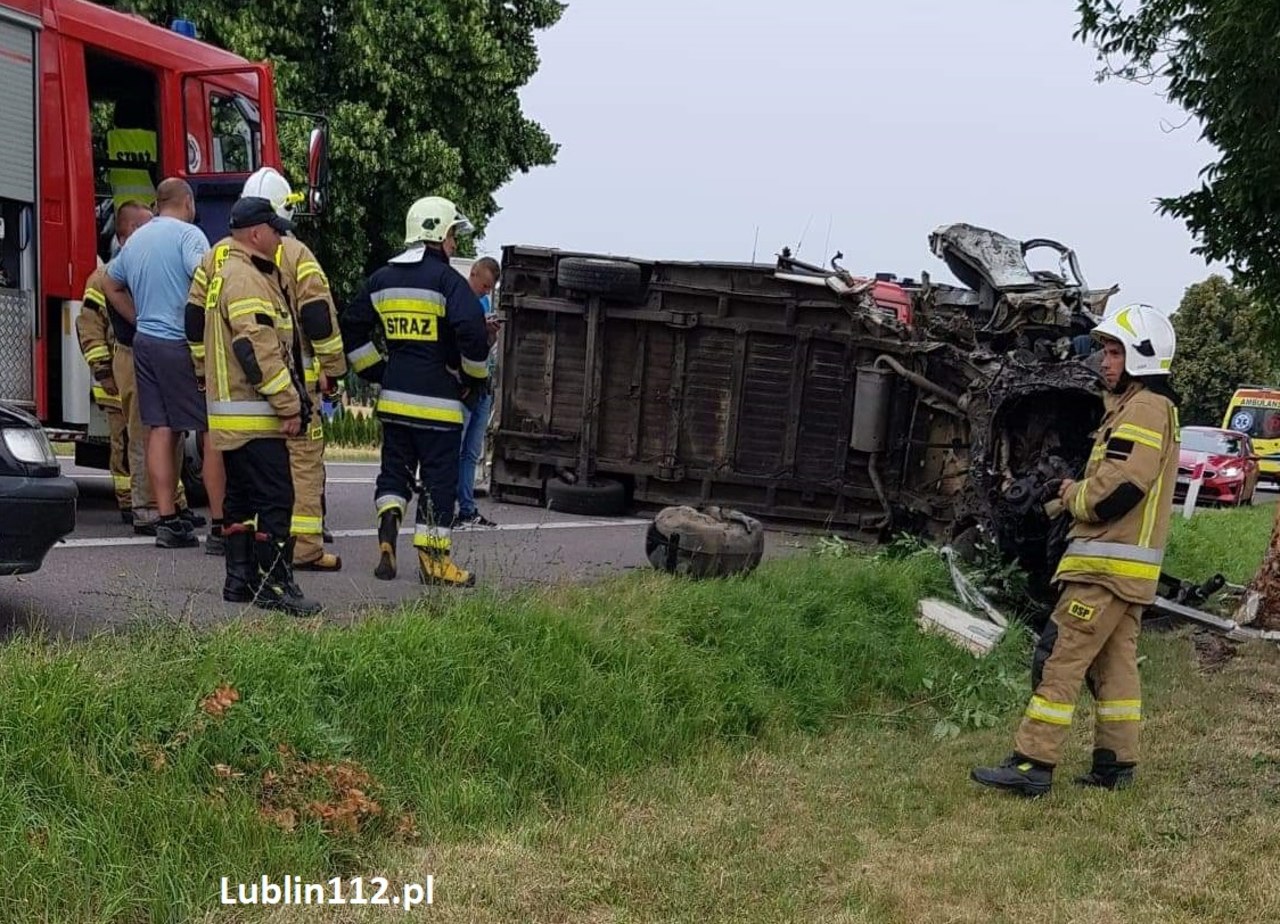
left=490, top=224, right=1115, bottom=605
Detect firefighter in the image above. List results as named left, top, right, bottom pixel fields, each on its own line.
left=971, top=303, right=1180, bottom=797
left=77, top=264, right=133, bottom=521
left=187, top=167, right=345, bottom=570
left=340, top=196, right=490, bottom=587
left=204, top=196, right=319, bottom=616
left=105, top=99, right=158, bottom=210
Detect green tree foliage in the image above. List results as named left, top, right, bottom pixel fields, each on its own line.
left=108, top=0, right=564, bottom=298
left=1169, top=276, right=1279, bottom=425
left=1076, top=2, right=1280, bottom=307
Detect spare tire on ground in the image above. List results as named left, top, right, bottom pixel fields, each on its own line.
left=645, top=506, right=765, bottom=578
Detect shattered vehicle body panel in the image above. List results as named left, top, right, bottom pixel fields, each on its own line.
left=492, top=224, right=1114, bottom=605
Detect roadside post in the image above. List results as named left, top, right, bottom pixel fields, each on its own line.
left=1182, top=451, right=1208, bottom=519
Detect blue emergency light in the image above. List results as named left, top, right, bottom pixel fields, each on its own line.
left=170, top=19, right=198, bottom=39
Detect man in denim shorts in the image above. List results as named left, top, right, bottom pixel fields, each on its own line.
left=103, top=178, right=222, bottom=549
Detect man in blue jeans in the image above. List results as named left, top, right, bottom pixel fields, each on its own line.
left=456, top=257, right=501, bottom=528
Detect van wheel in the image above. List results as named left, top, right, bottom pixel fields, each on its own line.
left=545, top=477, right=627, bottom=517
left=556, top=257, right=644, bottom=301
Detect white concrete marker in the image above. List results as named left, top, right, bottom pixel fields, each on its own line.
left=1181, top=451, right=1208, bottom=519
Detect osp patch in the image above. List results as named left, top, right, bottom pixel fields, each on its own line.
left=1067, top=600, right=1097, bottom=622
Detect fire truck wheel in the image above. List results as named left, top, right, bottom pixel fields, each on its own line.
left=555, top=257, right=644, bottom=301
left=545, top=476, right=627, bottom=517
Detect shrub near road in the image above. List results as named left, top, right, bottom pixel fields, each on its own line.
left=0, top=553, right=1028, bottom=923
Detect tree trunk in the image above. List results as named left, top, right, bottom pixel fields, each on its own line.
left=1235, top=500, right=1280, bottom=629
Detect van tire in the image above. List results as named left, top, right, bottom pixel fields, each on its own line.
left=545, top=477, right=627, bottom=517
left=645, top=506, right=765, bottom=578
left=556, top=257, right=644, bottom=301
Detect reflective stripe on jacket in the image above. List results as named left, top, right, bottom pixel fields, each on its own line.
left=189, top=237, right=344, bottom=398
left=204, top=244, right=303, bottom=452
left=1055, top=381, right=1180, bottom=604
left=339, top=248, right=489, bottom=430
left=106, top=129, right=157, bottom=209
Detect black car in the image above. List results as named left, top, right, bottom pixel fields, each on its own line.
left=0, top=402, right=76, bottom=575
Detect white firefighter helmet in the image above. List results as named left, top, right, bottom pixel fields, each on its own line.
left=1092, top=303, right=1176, bottom=377
left=404, top=196, right=474, bottom=246
left=241, top=167, right=302, bottom=221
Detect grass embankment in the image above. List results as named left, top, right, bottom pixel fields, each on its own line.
left=0, top=553, right=1029, bottom=923
left=1, top=504, right=1275, bottom=922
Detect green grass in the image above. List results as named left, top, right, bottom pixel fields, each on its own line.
left=307, top=631, right=1280, bottom=924
left=0, top=554, right=1029, bottom=923
left=5, top=504, right=1275, bottom=922
left=1164, top=502, right=1274, bottom=583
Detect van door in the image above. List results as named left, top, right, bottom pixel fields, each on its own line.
left=0, top=10, right=38, bottom=407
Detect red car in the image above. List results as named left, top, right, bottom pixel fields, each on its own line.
left=1174, top=426, right=1261, bottom=507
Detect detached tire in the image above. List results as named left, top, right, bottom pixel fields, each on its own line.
left=556, top=257, right=644, bottom=301
left=545, top=477, right=627, bottom=517
left=645, top=506, right=765, bottom=579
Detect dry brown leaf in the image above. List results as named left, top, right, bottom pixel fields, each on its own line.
left=199, top=684, right=240, bottom=718
left=138, top=743, right=168, bottom=771
left=260, top=807, right=298, bottom=832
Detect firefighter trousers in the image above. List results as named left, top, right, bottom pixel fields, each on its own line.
left=103, top=401, right=131, bottom=511
left=1014, top=581, right=1144, bottom=767
left=114, top=344, right=187, bottom=523
left=288, top=411, right=327, bottom=565
left=375, top=422, right=461, bottom=554
left=223, top=438, right=294, bottom=541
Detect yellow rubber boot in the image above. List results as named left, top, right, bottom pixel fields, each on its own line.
left=296, top=551, right=343, bottom=572
left=418, top=550, right=475, bottom=588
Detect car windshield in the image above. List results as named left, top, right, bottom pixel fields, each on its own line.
left=1227, top=404, right=1280, bottom=440
left=1182, top=430, right=1244, bottom=456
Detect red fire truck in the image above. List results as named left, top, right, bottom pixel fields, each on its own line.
left=0, top=0, right=325, bottom=477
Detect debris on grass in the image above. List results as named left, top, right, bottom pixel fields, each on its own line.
left=917, top=599, right=1006, bottom=656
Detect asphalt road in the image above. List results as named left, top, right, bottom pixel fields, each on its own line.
left=0, top=460, right=802, bottom=639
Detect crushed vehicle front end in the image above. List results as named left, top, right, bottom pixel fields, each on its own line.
left=492, top=223, right=1113, bottom=607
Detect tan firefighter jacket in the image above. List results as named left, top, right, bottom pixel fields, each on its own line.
left=203, top=243, right=303, bottom=452
left=76, top=266, right=122, bottom=411
left=1055, top=380, right=1180, bottom=604
left=188, top=237, right=345, bottom=421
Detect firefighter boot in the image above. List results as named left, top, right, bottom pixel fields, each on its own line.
left=970, top=754, right=1053, bottom=798
left=222, top=527, right=258, bottom=604
left=418, top=549, right=476, bottom=588
left=253, top=536, right=322, bottom=616
left=374, top=510, right=400, bottom=581
left=1074, top=749, right=1136, bottom=790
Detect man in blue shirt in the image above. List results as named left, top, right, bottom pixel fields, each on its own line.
left=103, top=178, right=222, bottom=549
left=457, top=257, right=501, bottom=527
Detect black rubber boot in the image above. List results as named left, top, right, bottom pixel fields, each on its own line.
left=374, top=510, right=400, bottom=581
left=253, top=536, right=322, bottom=616
left=222, top=528, right=257, bottom=603
left=1074, top=749, right=1136, bottom=790
left=971, top=754, right=1053, bottom=798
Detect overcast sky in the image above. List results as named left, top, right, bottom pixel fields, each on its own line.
left=481, top=0, right=1222, bottom=312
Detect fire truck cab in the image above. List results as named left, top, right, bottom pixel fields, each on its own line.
left=0, top=0, right=324, bottom=454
